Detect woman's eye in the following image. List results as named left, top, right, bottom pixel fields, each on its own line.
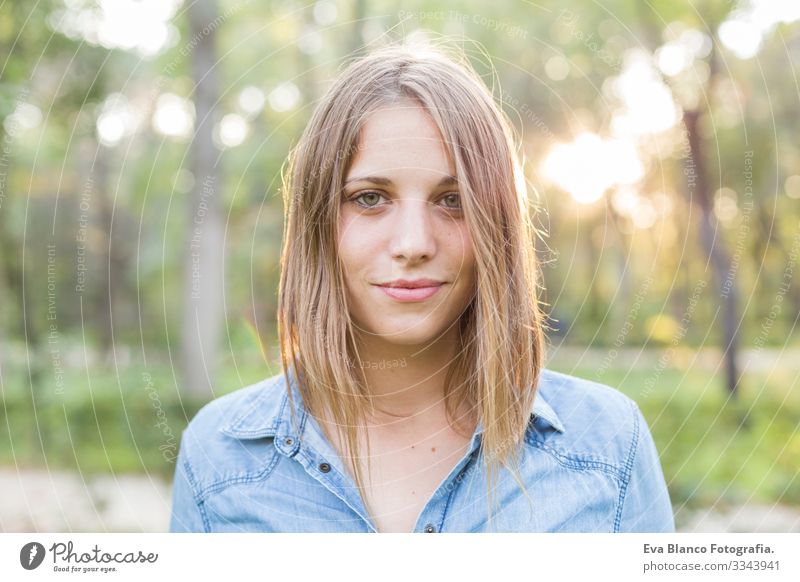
left=349, top=191, right=461, bottom=210
left=353, top=191, right=385, bottom=208
left=441, top=193, right=462, bottom=209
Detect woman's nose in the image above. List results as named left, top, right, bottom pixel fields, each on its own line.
left=388, top=198, right=437, bottom=264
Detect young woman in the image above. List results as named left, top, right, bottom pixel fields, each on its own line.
left=169, top=41, right=674, bottom=533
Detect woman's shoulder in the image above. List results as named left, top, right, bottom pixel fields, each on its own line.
left=532, top=368, right=652, bottom=473
left=537, top=367, right=640, bottom=425
left=534, top=368, right=674, bottom=532
left=184, top=373, right=288, bottom=438
left=176, top=372, right=290, bottom=490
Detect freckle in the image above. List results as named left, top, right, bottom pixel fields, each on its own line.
left=412, top=490, right=415, bottom=495
left=431, top=447, right=436, bottom=452
left=411, top=445, right=415, bottom=449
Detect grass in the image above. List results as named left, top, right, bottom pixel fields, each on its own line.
left=1, top=346, right=798, bottom=512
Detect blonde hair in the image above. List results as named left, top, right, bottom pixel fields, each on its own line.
left=277, top=39, right=546, bottom=528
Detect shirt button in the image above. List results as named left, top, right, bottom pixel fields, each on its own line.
left=424, top=524, right=435, bottom=533
left=319, top=462, right=331, bottom=473
left=284, top=438, right=294, bottom=446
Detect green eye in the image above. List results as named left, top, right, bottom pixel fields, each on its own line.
left=441, top=193, right=462, bottom=209
left=350, top=191, right=462, bottom=210
left=354, top=191, right=385, bottom=207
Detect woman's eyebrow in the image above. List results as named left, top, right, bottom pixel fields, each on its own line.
left=344, top=175, right=458, bottom=187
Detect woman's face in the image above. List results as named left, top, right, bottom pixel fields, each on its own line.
left=338, top=99, right=476, bottom=346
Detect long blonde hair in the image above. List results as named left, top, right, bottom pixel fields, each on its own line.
left=277, top=39, right=546, bottom=527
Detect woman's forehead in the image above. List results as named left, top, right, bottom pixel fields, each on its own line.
left=346, top=103, right=456, bottom=180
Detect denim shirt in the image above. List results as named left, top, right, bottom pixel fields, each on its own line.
left=169, top=368, right=674, bottom=533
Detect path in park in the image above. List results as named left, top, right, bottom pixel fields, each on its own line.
left=1, top=468, right=798, bottom=532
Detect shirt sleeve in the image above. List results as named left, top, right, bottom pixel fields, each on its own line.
left=615, top=403, right=675, bottom=532
left=169, top=437, right=209, bottom=533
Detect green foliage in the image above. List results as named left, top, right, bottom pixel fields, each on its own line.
left=2, top=0, right=798, bottom=354
left=1, top=367, right=204, bottom=477
left=0, top=329, right=274, bottom=476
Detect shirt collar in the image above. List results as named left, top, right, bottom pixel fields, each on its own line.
left=531, top=389, right=565, bottom=433
left=221, top=368, right=565, bottom=439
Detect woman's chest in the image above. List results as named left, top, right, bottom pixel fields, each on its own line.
left=199, top=443, right=621, bottom=532
left=356, top=429, right=473, bottom=532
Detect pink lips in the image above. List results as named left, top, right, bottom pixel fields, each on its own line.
left=375, top=279, right=444, bottom=302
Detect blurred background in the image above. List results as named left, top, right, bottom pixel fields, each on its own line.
left=0, top=0, right=798, bottom=532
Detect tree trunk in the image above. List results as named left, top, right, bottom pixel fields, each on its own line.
left=682, top=110, right=740, bottom=397
left=181, top=0, right=223, bottom=400
left=76, top=138, right=115, bottom=358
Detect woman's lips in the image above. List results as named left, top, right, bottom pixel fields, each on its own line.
left=376, top=283, right=444, bottom=302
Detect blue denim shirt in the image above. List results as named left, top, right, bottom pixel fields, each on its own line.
left=169, top=368, right=674, bottom=532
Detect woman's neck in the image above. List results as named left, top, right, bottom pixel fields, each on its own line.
left=351, top=325, right=461, bottom=422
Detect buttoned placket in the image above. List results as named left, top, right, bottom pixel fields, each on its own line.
left=274, top=406, right=379, bottom=532
left=410, top=431, right=483, bottom=533
left=275, top=400, right=485, bottom=533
